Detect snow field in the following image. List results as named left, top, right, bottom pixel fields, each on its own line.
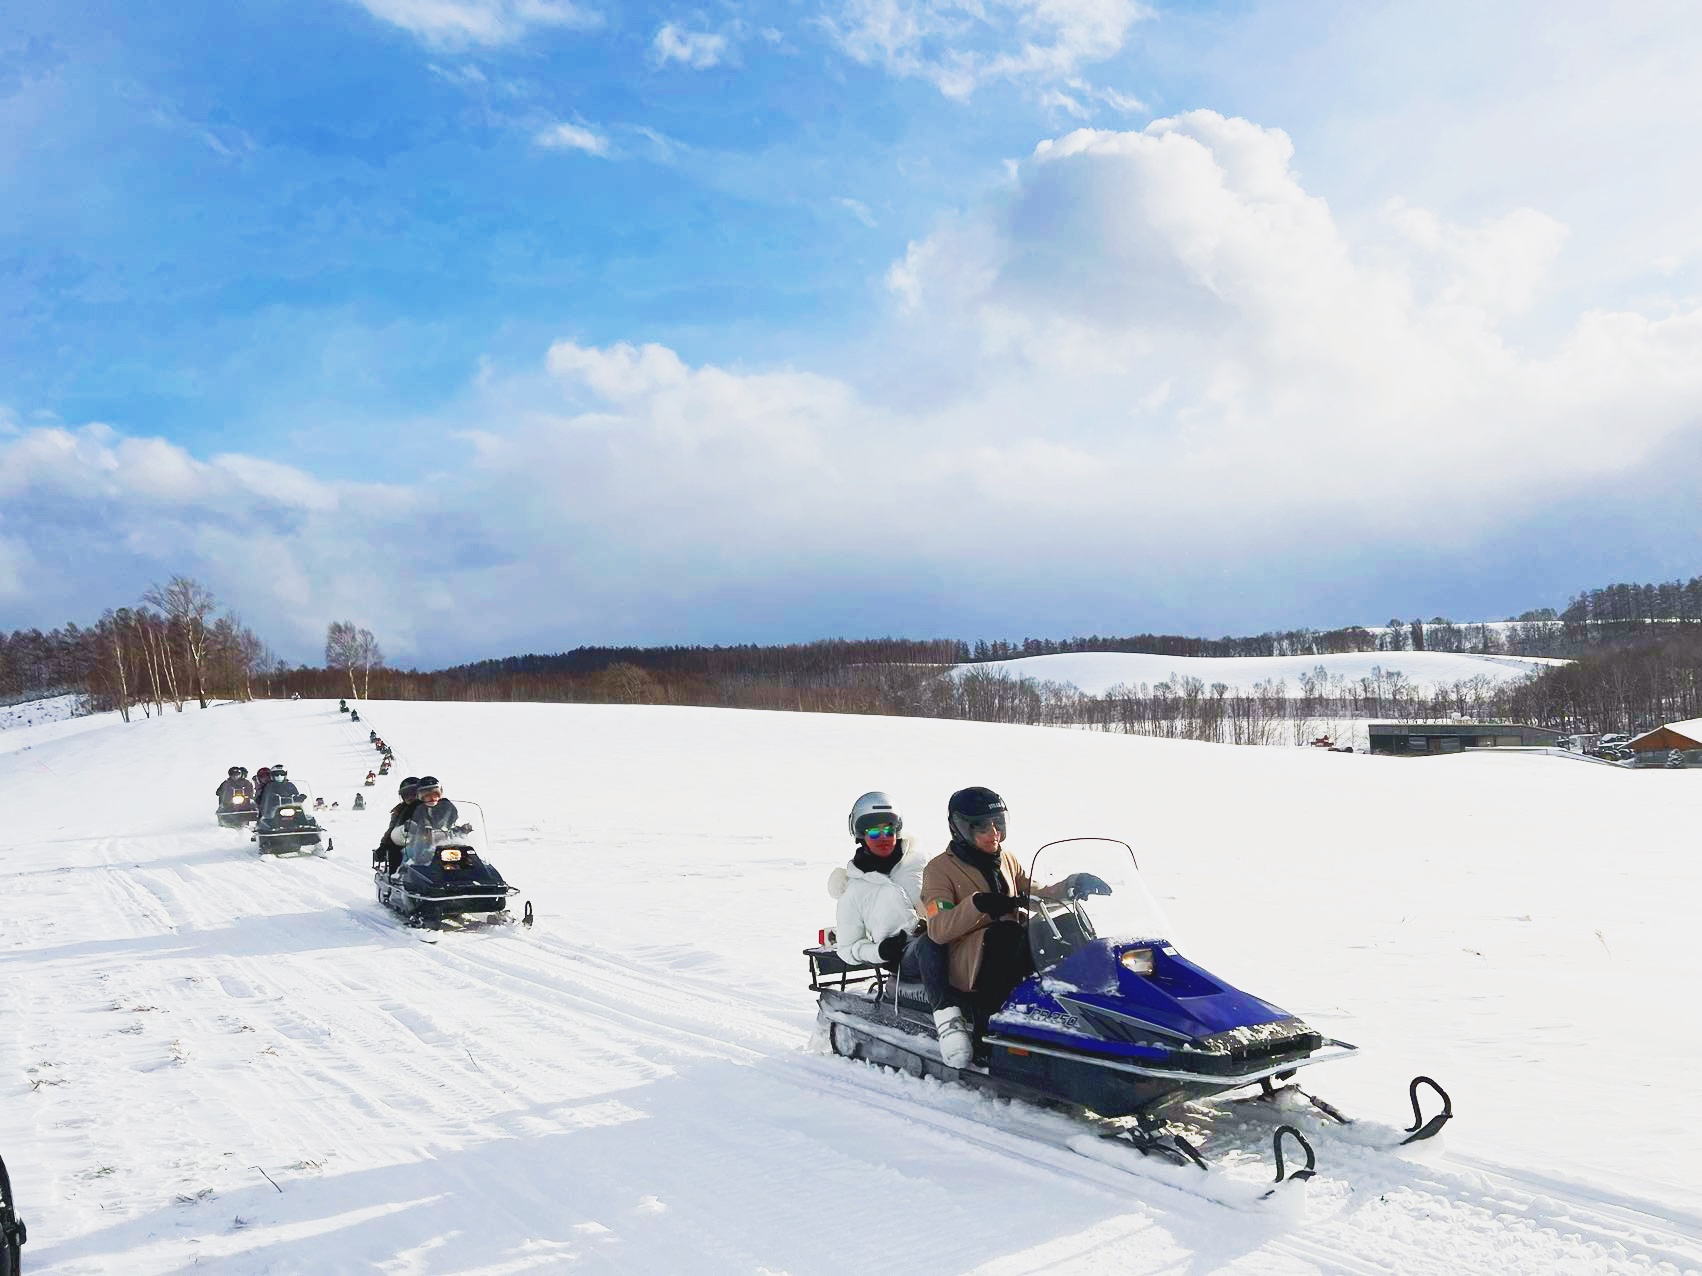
left=1, top=698, right=1699, bottom=1273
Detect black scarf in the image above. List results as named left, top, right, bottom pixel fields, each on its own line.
left=950, top=840, right=1007, bottom=895
left=852, top=842, right=903, bottom=875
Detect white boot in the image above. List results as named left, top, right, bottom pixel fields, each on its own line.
left=933, top=1007, right=974, bottom=1068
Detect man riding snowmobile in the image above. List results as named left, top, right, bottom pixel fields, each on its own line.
left=258, top=765, right=301, bottom=816
left=923, top=787, right=1051, bottom=1067
left=405, top=777, right=462, bottom=845
left=214, top=766, right=256, bottom=827
left=374, top=777, right=422, bottom=876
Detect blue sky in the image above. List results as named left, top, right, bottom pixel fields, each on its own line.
left=4, top=0, right=1702, bottom=664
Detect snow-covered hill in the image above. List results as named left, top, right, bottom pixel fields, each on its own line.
left=958, top=650, right=1565, bottom=695
left=2, top=699, right=1696, bottom=1273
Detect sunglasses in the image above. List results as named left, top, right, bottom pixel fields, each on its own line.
left=860, top=824, right=898, bottom=840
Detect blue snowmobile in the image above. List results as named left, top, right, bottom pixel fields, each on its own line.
left=811, top=838, right=1450, bottom=1178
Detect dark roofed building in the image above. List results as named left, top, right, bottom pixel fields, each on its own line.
left=1368, top=723, right=1563, bottom=756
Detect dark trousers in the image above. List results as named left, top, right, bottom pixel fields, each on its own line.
left=898, top=932, right=955, bottom=1012
left=970, top=920, right=1033, bottom=1033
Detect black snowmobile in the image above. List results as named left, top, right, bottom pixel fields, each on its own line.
left=251, top=782, right=331, bottom=856
left=374, top=801, right=523, bottom=928
left=0, top=1149, right=25, bottom=1276
left=811, top=838, right=1450, bottom=1185
left=216, top=788, right=258, bottom=829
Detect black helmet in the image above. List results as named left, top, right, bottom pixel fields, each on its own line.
left=398, top=775, right=420, bottom=799
left=948, top=786, right=1007, bottom=844
left=228, top=766, right=242, bottom=777
left=416, top=775, right=442, bottom=798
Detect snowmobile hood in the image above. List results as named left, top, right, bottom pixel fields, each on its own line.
left=994, top=939, right=1297, bottom=1047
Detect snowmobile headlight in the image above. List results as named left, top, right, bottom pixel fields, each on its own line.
left=278, top=806, right=297, bottom=818
left=1120, top=948, right=1155, bottom=976
left=233, top=794, right=247, bottom=803
left=440, top=847, right=463, bottom=863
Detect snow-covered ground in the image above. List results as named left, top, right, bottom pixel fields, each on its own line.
left=0, top=693, right=87, bottom=732
left=959, top=651, right=1566, bottom=696
left=2, top=698, right=1698, bottom=1274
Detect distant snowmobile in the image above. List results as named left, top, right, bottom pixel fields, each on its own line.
left=374, top=801, right=524, bottom=929
left=0, top=1147, right=25, bottom=1276
left=811, top=837, right=1450, bottom=1190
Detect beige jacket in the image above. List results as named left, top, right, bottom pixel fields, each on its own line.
left=921, top=844, right=1031, bottom=993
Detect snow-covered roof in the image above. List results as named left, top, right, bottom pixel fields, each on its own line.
left=1629, top=718, right=1702, bottom=748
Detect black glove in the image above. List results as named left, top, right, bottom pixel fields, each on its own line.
left=973, top=892, right=1019, bottom=918
left=1061, top=872, right=1112, bottom=900
left=451, top=823, right=473, bottom=835
left=876, top=933, right=907, bottom=968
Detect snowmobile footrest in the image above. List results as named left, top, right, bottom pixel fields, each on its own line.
left=1400, top=1075, right=1452, bottom=1144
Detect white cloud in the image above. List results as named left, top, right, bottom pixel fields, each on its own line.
left=350, top=0, right=599, bottom=48
left=653, top=23, right=728, bottom=69
left=12, top=111, right=1702, bottom=659
left=535, top=121, right=609, bottom=156
left=876, top=111, right=1702, bottom=525
left=427, top=62, right=489, bottom=86
left=836, top=196, right=877, bottom=227
left=828, top=0, right=1150, bottom=99
left=0, top=424, right=420, bottom=654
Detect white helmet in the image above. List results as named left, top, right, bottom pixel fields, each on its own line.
left=847, top=791, right=902, bottom=840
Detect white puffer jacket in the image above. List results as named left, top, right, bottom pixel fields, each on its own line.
left=827, top=837, right=926, bottom=966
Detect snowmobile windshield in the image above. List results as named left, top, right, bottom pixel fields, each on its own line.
left=402, top=799, right=490, bottom=868
left=265, top=783, right=319, bottom=818
left=1024, top=838, right=1175, bottom=974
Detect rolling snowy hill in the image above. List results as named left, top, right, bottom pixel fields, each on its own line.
left=1, top=698, right=1697, bottom=1274
left=958, top=650, right=1565, bottom=696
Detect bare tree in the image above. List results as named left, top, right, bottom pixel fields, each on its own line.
left=144, top=576, right=217, bottom=708
left=325, top=621, right=360, bottom=698
left=355, top=628, right=383, bottom=699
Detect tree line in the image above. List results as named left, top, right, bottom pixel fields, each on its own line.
left=1, top=577, right=279, bottom=721
left=10, top=569, right=1702, bottom=743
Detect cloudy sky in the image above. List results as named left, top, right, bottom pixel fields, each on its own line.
left=4, top=0, right=1701, bottom=665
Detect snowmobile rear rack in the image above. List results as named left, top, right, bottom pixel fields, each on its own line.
left=805, top=945, right=890, bottom=995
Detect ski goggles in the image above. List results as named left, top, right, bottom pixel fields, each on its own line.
left=418, top=787, right=443, bottom=801
left=858, top=823, right=898, bottom=840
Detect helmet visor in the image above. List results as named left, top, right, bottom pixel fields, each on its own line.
left=962, top=812, right=1007, bottom=838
